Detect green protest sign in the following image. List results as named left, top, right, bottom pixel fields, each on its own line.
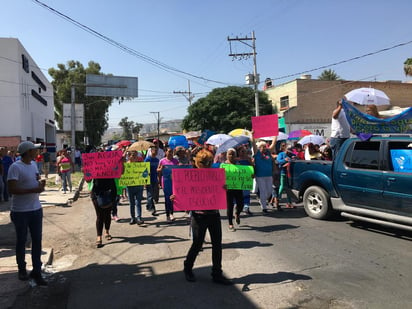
left=119, top=162, right=150, bottom=186
left=220, top=163, right=254, bottom=190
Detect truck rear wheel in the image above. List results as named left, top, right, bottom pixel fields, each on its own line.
left=303, top=186, right=331, bottom=220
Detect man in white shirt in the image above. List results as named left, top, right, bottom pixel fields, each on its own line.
left=8, top=141, right=47, bottom=285
left=330, top=100, right=351, bottom=159
left=145, top=139, right=165, bottom=160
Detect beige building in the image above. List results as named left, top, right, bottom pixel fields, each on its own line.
left=265, top=76, right=412, bottom=137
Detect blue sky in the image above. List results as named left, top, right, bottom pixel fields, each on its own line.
left=2, top=0, right=412, bottom=127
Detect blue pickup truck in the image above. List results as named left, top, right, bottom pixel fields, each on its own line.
left=289, top=134, right=412, bottom=231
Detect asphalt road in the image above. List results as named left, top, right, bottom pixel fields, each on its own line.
left=12, top=192, right=412, bottom=309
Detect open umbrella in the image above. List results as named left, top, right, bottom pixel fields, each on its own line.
left=298, top=134, right=325, bottom=146
left=116, top=140, right=131, bottom=147
left=344, top=87, right=390, bottom=106
left=228, top=128, right=252, bottom=137
left=288, top=129, right=312, bottom=139
left=206, top=134, right=232, bottom=146
left=128, top=140, right=155, bottom=151
left=216, top=135, right=251, bottom=155
left=168, top=135, right=189, bottom=150
left=260, top=132, right=289, bottom=141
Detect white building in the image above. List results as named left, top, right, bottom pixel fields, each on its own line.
left=0, top=38, right=55, bottom=150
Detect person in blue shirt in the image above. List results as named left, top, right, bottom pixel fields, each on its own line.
left=276, top=143, right=296, bottom=208
left=144, top=146, right=160, bottom=216
left=251, top=133, right=277, bottom=213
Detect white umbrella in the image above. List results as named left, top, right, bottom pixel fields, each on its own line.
left=298, top=134, right=325, bottom=146
left=260, top=132, right=289, bottom=141
left=344, top=87, right=390, bottom=106
left=205, top=134, right=232, bottom=146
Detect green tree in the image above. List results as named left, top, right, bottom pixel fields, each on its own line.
left=181, top=86, right=274, bottom=132
left=318, top=69, right=341, bottom=80
left=132, top=123, right=143, bottom=139
left=404, top=58, right=412, bottom=76
left=48, top=60, right=113, bottom=147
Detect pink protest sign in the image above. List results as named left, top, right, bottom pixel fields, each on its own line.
left=172, top=168, right=227, bottom=211
left=252, top=114, right=279, bottom=138
left=82, top=150, right=123, bottom=181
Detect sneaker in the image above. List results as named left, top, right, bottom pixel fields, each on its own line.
left=184, top=269, right=196, bottom=282
left=112, top=216, right=120, bottom=222
left=228, top=225, right=236, bottom=232
left=212, top=274, right=233, bottom=285
left=137, top=219, right=144, bottom=225
left=129, top=218, right=137, bottom=225
left=29, top=272, right=48, bottom=286
left=169, top=214, right=176, bottom=221
left=18, top=269, right=29, bottom=281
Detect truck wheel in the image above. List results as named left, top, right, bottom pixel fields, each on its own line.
left=303, top=186, right=331, bottom=220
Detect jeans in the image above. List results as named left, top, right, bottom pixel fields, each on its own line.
left=37, top=162, right=43, bottom=175
left=330, top=137, right=348, bottom=160
left=61, top=171, right=72, bottom=192
left=10, top=208, right=43, bottom=274
left=226, top=190, right=243, bottom=225
left=128, top=186, right=143, bottom=219
left=184, top=212, right=222, bottom=277
left=146, top=183, right=159, bottom=211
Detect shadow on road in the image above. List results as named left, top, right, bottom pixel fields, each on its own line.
left=232, top=271, right=312, bottom=292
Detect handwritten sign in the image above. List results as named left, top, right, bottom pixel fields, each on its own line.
left=172, top=168, right=227, bottom=211
left=390, top=149, right=412, bottom=173
left=252, top=114, right=279, bottom=138
left=119, top=162, right=150, bottom=186
left=220, top=163, right=254, bottom=190
left=82, top=151, right=123, bottom=181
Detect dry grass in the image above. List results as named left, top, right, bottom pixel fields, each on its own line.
left=45, top=172, right=83, bottom=189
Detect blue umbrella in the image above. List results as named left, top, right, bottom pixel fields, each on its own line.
left=168, top=135, right=189, bottom=150
left=216, top=135, right=250, bottom=155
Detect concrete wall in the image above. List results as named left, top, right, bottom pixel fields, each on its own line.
left=0, top=38, right=55, bottom=148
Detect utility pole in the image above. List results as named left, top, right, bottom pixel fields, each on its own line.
left=228, top=30, right=259, bottom=116
left=150, top=112, right=160, bottom=141
left=173, top=80, right=195, bottom=105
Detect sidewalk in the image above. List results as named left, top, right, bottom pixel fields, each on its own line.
left=0, top=176, right=82, bottom=309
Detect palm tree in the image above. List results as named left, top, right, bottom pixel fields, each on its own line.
left=404, top=58, right=412, bottom=76
left=318, top=69, right=341, bottom=80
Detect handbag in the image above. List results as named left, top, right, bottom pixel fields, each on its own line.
left=96, top=190, right=113, bottom=209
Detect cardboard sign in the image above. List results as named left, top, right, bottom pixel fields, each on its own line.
left=252, top=114, right=279, bottom=138
left=82, top=151, right=123, bottom=181
left=390, top=149, right=412, bottom=173
left=220, top=163, right=254, bottom=190
left=119, top=162, right=150, bottom=186
left=172, top=168, right=227, bottom=211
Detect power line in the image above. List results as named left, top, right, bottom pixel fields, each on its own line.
left=270, top=40, right=412, bottom=81
left=32, top=0, right=232, bottom=87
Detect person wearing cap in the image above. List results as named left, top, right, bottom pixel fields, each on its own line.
left=146, top=139, right=165, bottom=160
left=7, top=141, right=47, bottom=286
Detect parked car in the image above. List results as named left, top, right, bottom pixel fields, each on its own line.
left=289, top=134, right=412, bottom=231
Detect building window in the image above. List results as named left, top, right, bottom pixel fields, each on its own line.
left=31, top=89, right=47, bottom=106
left=22, top=54, right=29, bottom=73
left=280, top=96, right=289, bottom=110
left=31, top=71, right=47, bottom=91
